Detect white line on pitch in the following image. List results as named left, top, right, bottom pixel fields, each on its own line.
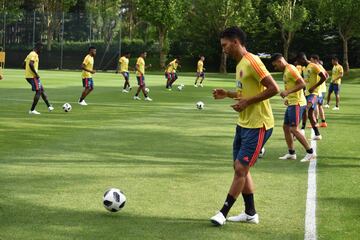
left=305, top=129, right=317, bottom=240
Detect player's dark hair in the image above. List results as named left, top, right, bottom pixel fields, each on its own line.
left=34, top=42, right=43, bottom=50
left=296, top=52, right=307, bottom=60
left=310, top=54, right=320, bottom=61
left=331, top=55, right=339, bottom=61
left=270, top=53, right=283, bottom=62
left=220, top=26, right=247, bottom=45
left=88, top=46, right=96, bottom=52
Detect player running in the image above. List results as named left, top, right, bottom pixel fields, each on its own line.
left=165, top=58, right=180, bottom=90
left=118, top=52, right=131, bottom=93
left=194, top=56, right=205, bottom=87
left=271, top=53, right=316, bottom=162
left=133, top=51, right=152, bottom=101
left=210, top=27, right=280, bottom=226
left=24, top=42, right=54, bottom=114
left=296, top=52, right=327, bottom=140
left=78, top=46, right=96, bottom=106
left=325, top=56, right=343, bottom=110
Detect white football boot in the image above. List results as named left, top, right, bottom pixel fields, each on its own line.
left=279, top=153, right=297, bottom=160
left=210, top=212, right=226, bottom=226
left=227, top=212, right=259, bottom=224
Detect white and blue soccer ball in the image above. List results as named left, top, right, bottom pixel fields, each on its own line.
left=177, top=85, right=184, bottom=91
left=103, top=188, right=126, bottom=212
left=145, top=87, right=150, bottom=93
left=196, top=101, right=204, bottom=110
left=62, top=103, right=72, bottom=112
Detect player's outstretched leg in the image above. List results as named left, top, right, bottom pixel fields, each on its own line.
left=40, top=90, right=54, bottom=112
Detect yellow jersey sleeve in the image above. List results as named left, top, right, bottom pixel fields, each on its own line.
left=244, top=54, right=270, bottom=82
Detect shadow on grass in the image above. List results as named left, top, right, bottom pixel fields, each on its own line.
left=0, top=199, right=302, bottom=240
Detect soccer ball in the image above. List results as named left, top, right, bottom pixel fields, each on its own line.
left=103, top=188, right=126, bottom=212
left=145, top=88, right=150, bottom=93
left=62, top=103, right=72, bottom=112
left=196, top=101, right=204, bottom=110
left=177, top=85, right=183, bottom=91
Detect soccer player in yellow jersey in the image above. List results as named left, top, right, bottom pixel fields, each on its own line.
left=296, top=52, right=327, bottom=140
left=78, top=46, right=96, bottom=106
left=118, top=52, right=131, bottom=93
left=210, top=27, right=280, bottom=226
left=194, top=56, right=205, bottom=87
left=23, top=42, right=54, bottom=114
left=165, top=58, right=180, bottom=90
left=326, top=56, right=343, bottom=110
left=310, top=56, right=329, bottom=127
left=271, top=53, right=315, bottom=162
left=134, top=51, right=152, bottom=101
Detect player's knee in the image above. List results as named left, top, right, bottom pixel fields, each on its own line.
left=234, top=161, right=248, bottom=178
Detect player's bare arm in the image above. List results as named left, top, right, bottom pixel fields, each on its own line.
left=232, top=75, right=279, bottom=112
left=29, top=60, right=39, bottom=78
left=82, top=63, right=95, bottom=74
left=309, top=72, right=327, bottom=93
left=280, top=77, right=306, bottom=98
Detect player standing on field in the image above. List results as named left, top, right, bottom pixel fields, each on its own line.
left=78, top=46, right=96, bottom=106
left=165, top=58, right=180, bottom=90
left=271, top=53, right=316, bottom=162
left=210, top=27, right=280, bottom=226
left=194, top=56, right=205, bottom=87
left=296, top=52, right=327, bottom=140
left=325, top=56, right=343, bottom=110
left=24, top=42, right=54, bottom=115
left=133, top=51, right=152, bottom=101
left=118, top=52, right=132, bottom=93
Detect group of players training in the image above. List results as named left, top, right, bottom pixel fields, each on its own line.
left=21, top=27, right=343, bottom=228
left=209, top=26, right=343, bottom=227
left=22, top=43, right=207, bottom=114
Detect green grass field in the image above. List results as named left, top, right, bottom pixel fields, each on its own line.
left=0, top=69, right=359, bottom=240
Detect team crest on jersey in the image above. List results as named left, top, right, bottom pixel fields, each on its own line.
left=236, top=80, right=243, bottom=89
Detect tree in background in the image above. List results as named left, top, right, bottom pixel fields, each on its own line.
left=136, top=0, right=188, bottom=68
left=37, top=0, right=77, bottom=51
left=268, top=0, right=308, bottom=60
left=319, top=0, right=360, bottom=72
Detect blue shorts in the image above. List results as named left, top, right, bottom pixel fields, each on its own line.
left=196, top=72, right=205, bottom=78
left=233, top=125, right=273, bottom=167
left=284, top=105, right=306, bottom=126
left=26, top=78, right=43, bottom=92
left=137, top=75, right=145, bottom=86
left=329, top=83, right=340, bottom=95
left=306, top=94, right=317, bottom=109
left=317, top=92, right=325, bottom=105
left=82, top=78, right=94, bottom=89
left=122, top=72, right=129, bottom=80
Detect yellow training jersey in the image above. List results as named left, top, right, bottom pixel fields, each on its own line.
left=136, top=57, right=145, bottom=76
left=284, top=64, right=306, bottom=106
left=318, top=64, right=327, bottom=93
left=332, top=64, right=344, bottom=85
left=166, top=59, right=178, bottom=73
left=82, top=54, right=94, bottom=79
left=304, top=62, right=322, bottom=96
left=119, top=56, right=129, bottom=73
left=235, top=52, right=274, bottom=130
left=296, top=65, right=303, bottom=75
left=24, top=51, right=39, bottom=78
left=197, top=60, right=204, bottom=72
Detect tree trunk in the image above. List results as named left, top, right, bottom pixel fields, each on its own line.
left=46, top=15, right=52, bottom=51
left=158, top=26, right=167, bottom=69
left=219, top=52, right=227, bottom=73
left=339, top=27, right=350, bottom=72
left=282, top=31, right=293, bottom=61
left=342, top=37, right=349, bottom=72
